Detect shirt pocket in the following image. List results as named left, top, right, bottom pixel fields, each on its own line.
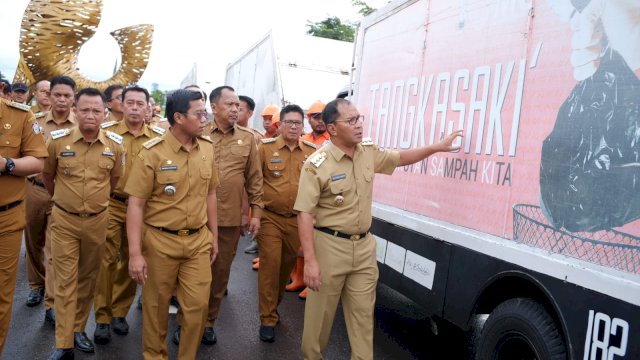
left=99, top=155, right=116, bottom=174
left=156, top=171, right=180, bottom=197
left=0, top=134, right=21, bottom=158
left=200, top=168, right=212, bottom=195
left=329, top=179, right=351, bottom=195
left=230, top=145, right=250, bottom=157
left=266, top=161, right=287, bottom=180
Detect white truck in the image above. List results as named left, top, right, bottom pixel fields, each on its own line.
left=351, top=0, right=640, bottom=358
left=225, top=30, right=353, bottom=133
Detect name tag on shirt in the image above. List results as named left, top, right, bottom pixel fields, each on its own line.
left=270, top=159, right=283, bottom=163
left=102, top=152, right=114, bottom=156
left=160, top=165, right=178, bottom=171
left=331, top=173, right=347, bottom=181
left=60, top=151, right=75, bottom=157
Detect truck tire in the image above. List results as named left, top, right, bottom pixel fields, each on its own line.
left=475, top=298, right=567, bottom=360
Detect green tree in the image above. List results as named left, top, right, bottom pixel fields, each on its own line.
left=352, top=0, right=375, bottom=16
left=306, top=16, right=355, bottom=42
left=151, top=89, right=166, bottom=108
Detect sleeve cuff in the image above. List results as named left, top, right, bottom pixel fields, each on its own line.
left=250, top=205, right=263, bottom=219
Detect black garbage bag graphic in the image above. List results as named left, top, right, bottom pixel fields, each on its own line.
left=540, top=48, right=640, bottom=232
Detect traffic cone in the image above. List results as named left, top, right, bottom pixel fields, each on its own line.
left=285, top=256, right=305, bottom=292
left=298, top=287, right=308, bottom=300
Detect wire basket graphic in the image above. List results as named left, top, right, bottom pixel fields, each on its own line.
left=513, top=204, right=640, bottom=275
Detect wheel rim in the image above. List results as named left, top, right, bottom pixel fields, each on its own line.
left=494, top=333, right=538, bottom=360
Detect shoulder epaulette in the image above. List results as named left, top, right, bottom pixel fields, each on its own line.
left=303, top=140, right=317, bottom=149
left=361, top=137, right=374, bottom=146
left=310, top=151, right=327, bottom=168
left=198, top=135, right=212, bottom=143
left=7, top=101, right=30, bottom=112
left=50, top=129, right=71, bottom=140
left=100, top=120, right=118, bottom=129
left=143, top=137, right=163, bottom=149
left=261, top=137, right=277, bottom=144
left=34, top=111, right=46, bottom=119
left=151, top=125, right=165, bottom=135
left=106, top=131, right=123, bottom=145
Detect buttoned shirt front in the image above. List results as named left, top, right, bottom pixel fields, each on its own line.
left=209, top=121, right=263, bottom=226
left=30, top=110, right=76, bottom=182
left=294, top=140, right=400, bottom=234
left=43, top=127, right=125, bottom=213
left=259, top=136, right=316, bottom=216
left=124, top=130, right=219, bottom=230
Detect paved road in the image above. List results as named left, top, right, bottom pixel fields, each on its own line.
left=3, top=235, right=467, bottom=359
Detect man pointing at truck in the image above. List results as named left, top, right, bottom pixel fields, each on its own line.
left=294, top=98, right=462, bottom=359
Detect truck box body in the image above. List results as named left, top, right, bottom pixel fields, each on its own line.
left=352, top=0, right=640, bottom=358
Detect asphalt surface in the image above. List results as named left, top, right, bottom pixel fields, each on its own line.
left=3, top=235, right=467, bottom=359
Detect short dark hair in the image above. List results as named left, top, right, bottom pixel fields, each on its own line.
left=50, top=76, right=77, bottom=92
left=104, top=84, right=124, bottom=101
left=74, top=87, right=105, bottom=104
left=1, top=80, right=10, bottom=95
left=122, top=85, right=150, bottom=103
left=209, top=85, right=234, bottom=104
left=239, top=95, right=255, bottom=111
left=322, top=98, right=351, bottom=125
left=166, top=89, right=203, bottom=126
left=280, top=104, right=304, bottom=120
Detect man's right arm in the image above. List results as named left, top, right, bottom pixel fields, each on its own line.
left=127, top=196, right=147, bottom=284
left=298, top=211, right=322, bottom=291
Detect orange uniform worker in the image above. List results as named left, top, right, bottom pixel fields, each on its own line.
left=93, top=86, right=165, bottom=345
left=174, top=86, right=263, bottom=346
left=126, top=89, right=219, bottom=360
left=0, top=98, right=48, bottom=356
left=294, top=98, right=462, bottom=359
left=23, top=76, right=76, bottom=312
left=256, top=105, right=316, bottom=342
left=43, top=88, right=125, bottom=360
left=261, top=104, right=280, bottom=138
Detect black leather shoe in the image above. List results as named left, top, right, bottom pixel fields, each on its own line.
left=47, top=348, right=74, bottom=360
left=74, top=331, right=95, bottom=353
left=259, top=325, right=275, bottom=343
left=26, top=287, right=44, bottom=307
left=44, top=308, right=56, bottom=326
left=93, top=323, right=111, bottom=345
left=172, top=326, right=181, bottom=345
left=112, top=317, right=129, bottom=335
left=201, top=327, right=217, bottom=345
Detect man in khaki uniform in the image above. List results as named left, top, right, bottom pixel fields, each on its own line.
left=0, top=98, right=48, bottom=356
left=174, top=86, right=263, bottom=346
left=24, top=76, right=76, bottom=312
left=256, top=105, right=316, bottom=342
left=30, top=79, right=51, bottom=116
left=93, top=86, right=164, bottom=345
left=42, top=88, right=125, bottom=360
left=105, top=85, right=124, bottom=122
left=294, top=98, right=462, bottom=360
left=126, top=89, right=219, bottom=360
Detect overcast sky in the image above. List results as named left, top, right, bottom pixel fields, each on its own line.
left=0, top=0, right=386, bottom=92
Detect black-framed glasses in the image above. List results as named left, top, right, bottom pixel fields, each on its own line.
left=109, top=94, right=123, bottom=101
left=183, top=111, right=208, bottom=119
left=283, top=120, right=303, bottom=127
left=335, top=115, right=364, bottom=126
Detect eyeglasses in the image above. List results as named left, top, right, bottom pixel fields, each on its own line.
left=335, top=115, right=364, bottom=126
left=184, top=111, right=208, bottom=119
left=310, top=113, right=323, bottom=120
left=282, top=120, right=303, bottom=127
left=109, top=94, right=122, bottom=101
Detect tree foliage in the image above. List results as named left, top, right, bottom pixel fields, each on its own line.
left=306, top=16, right=355, bottom=42
left=151, top=89, right=166, bottom=108
left=352, top=0, right=375, bottom=16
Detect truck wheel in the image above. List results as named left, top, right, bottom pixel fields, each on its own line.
left=475, top=298, right=567, bottom=360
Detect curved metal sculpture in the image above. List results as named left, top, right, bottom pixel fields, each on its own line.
left=13, top=0, right=153, bottom=93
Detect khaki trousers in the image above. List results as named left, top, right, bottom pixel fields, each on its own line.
left=0, top=203, right=25, bottom=355
left=24, top=182, right=51, bottom=290
left=44, top=218, right=55, bottom=310
left=94, top=199, right=136, bottom=323
left=301, top=231, right=378, bottom=360
left=142, top=226, right=212, bottom=360
left=257, top=210, right=299, bottom=326
left=50, top=206, right=107, bottom=348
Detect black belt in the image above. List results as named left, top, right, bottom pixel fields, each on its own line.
left=150, top=225, right=202, bottom=237
left=111, top=193, right=128, bottom=203
left=27, top=177, right=45, bottom=188
left=54, top=203, right=107, bottom=218
left=265, top=207, right=296, bottom=218
left=0, top=200, right=22, bottom=212
left=314, top=227, right=368, bottom=241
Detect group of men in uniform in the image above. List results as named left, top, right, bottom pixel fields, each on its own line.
left=0, top=77, right=462, bottom=360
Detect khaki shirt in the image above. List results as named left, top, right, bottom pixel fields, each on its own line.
left=101, top=120, right=164, bottom=197
left=149, top=115, right=170, bottom=130
left=43, top=127, right=125, bottom=213
left=259, top=136, right=316, bottom=216
left=124, top=130, right=219, bottom=230
left=294, top=140, right=400, bottom=234
left=30, top=110, right=76, bottom=182
left=31, top=104, right=50, bottom=119
left=209, top=121, right=263, bottom=226
left=106, top=111, right=121, bottom=123
left=0, top=99, right=48, bottom=208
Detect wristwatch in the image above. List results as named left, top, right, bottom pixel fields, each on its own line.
left=5, top=158, right=15, bottom=174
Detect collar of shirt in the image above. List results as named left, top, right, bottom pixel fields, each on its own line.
left=164, top=129, right=201, bottom=153
left=114, top=120, right=153, bottom=138
left=210, top=119, right=235, bottom=135
left=327, top=141, right=364, bottom=162
left=69, top=126, right=110, bottom=146
left=272, top=135, right=302, bottom=151
left=44, top=110, right=75, bottom=125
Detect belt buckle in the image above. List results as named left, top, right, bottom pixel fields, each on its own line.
left=350, top=234, right=360, bottom=241
left=177, top=229, right=190, bottom=236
